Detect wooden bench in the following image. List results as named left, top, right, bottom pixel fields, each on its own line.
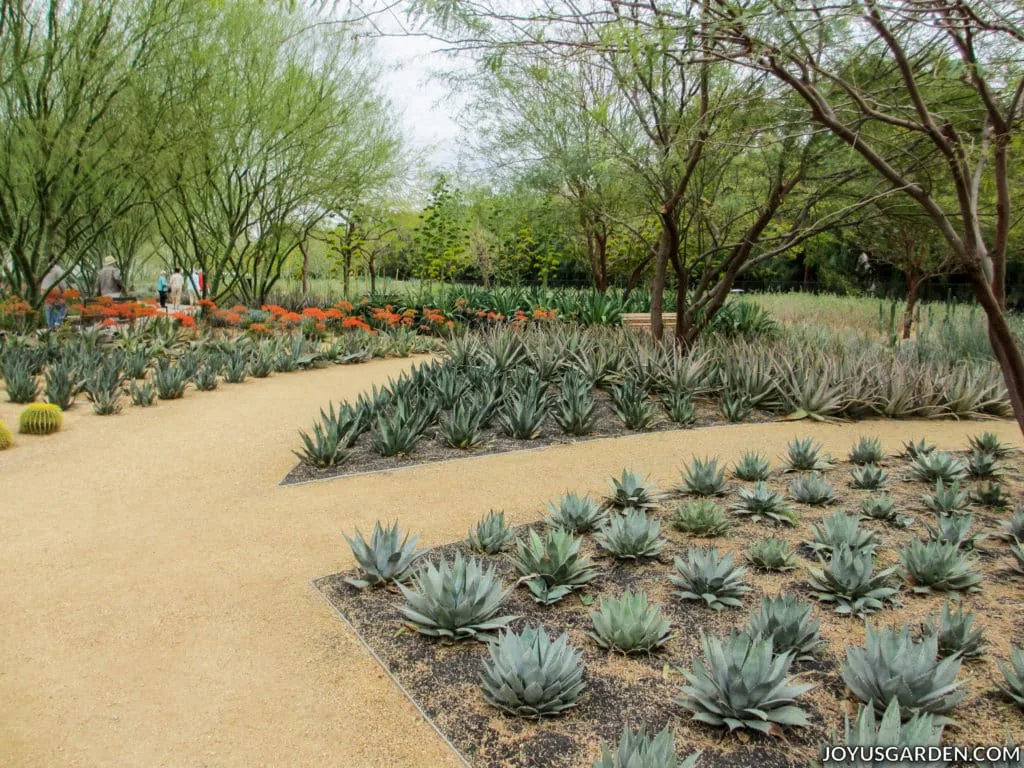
left=623, top=312, right=677, bottom=332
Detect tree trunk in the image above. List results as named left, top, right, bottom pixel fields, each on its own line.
left=650, top=212, right=678, bottom=342
left=593, top=230, right=608, bottom=294
left=368, top=251, right=377, bottom=295
left=299, top=240, right=310, bottom=295
left=623, top=253, right=655, bottom=298
left=970, top=272, right=1024, bottom=436
left=802, top=260, right=811, bottom=291
left=903, top=270, right=921, bottom=340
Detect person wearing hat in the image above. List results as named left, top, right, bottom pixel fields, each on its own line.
left=95, top=256, right=124, bottom=298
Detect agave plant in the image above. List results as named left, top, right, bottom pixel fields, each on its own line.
left=745, top=538, right=797, bottom=571
left=1012, top=541, right=1024, bottom=576
left=588, top=591, right=672, bottom=653
left=498, top=391, right=547, bottom=440
left=805, top=511, right=878, bottom=556
left=967, top=448, right=1003, bottom=479
left=554, top=377, right=600, bottom=436
left=129, top=379, right=156, bottom=407
left=343, top=521, right=423, bottom=588
left=925, top=513, right=984, bottom=550
left=672, top=499, right=731, bottom=537
left=908, top=451, right=968, bottom=484
left=718, top=389, right=752, bottom=422
left=971, top=481, right=1010, bottom=508
left=679, top=456, right=728, bottom=496
left=748, top=593, right=823, bottom=660
left=843, top=624, right=965, bottom=722
left=901, top=539, right=981, bottom=594
left=611, top=380, right=658, bottom=430
left=662, top=388, right=696, bottom=426
left=544, top=492, right=607, bottom=533
left=849, top=436, right=885, bottom=465
left=732, top=482, right=797, bottom=525
left=850, top=464, right=888, bottom=490
left=998, top=508, right=1024, bottom=542
left=294, top=418, right=352, bottom=468
left=807, top=543, right=900, bottom=616
left=467, top=510, right=515, bottom=554
left=859, top=495, right=903, bottom=525
left=595, top=726, right=700, bottom=768
left=605, top=470, right=663, bottom=511
left=788, top=472, right=836, bottom=506
left=921, top=603, right=986, bottom=661
left=440, top=400, right=487, bottom=449
left=733, top=451, right=771, bottom=481
left=398, top=553, right=516, bottom=640
left=921, top=480, right=971, bottom=515
left=902, top=438, right=936, bottom=459
left=480, top=625, right=585, bottom=718
left=44, top=360, right=81, bottom=410
left=671, top=547, right=750, bottom=610
left=595, top=509, right=667, bottom=560
left=779, top=436, right=833, bottom=472
left=370, top=409, right=424, bottom=456
left=1000, top=646, right=1024, bottom=709
left=822, top=698, right=945, bottom=768
left=969, top=432, right=1011, bottom=458
left=675, top=629, right=812, bottom=733
left=511, top=528, right=597, bottom=604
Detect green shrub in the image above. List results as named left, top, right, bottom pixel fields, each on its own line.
left=849, top=436, right=884, bottom=465
left=908, top=451, right=967, bottom=484
left=900, top=539, right=981, bottom=594
left=748, top=593, right=823, bottom=660
left=679, top=456, right=728, bottom=496
left=780, top=436, right=832, bottom=472
left=605, top=470, right=663, bottom=511
left=850, top=464, right=888, bottom=490
left=733, top=451, right=771, bottom=481
left=788, top=472, right=836, bottom=506
left=921, top=603, right=985, bottom=661
left=732, top=481, right=797, bottom=525
left=807, top=543, right=900, bottom=616
left=805, top=511, right=878, bottom=557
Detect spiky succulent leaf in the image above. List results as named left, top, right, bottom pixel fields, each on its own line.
left=511, top=528, right=597, bottom=604
left=971, top=481, right=1010, bottom=508
left=480, top=625, right=585, bottom=718
left=849, top=437, right=885, bottom=466
left=467, top=510, right=515, bottom=554
left=605, top=470, right=663, bottom=511
left=343, top=521, right=423, bottom=588
left=676, top=630, right=813, bottom=734
left=749, top=593, right=823, bottom=660
left=544, top=492, right=607, bottom=533
left=746, top=538, right=797, bottom=571
left=921, top=603, right=986, bottom=661
left=859, top=495, right=903, bottom=525
left=901, top=540, right=981, bottom=594
left=595, top=509, right=667, bottom=560
left=588, top=591, right=672, bottom=653
left=902, top=439, right=936, bottom=459
left=780, top=437, right=833, bottom=472
left=908, top=451, right=967, bottom=484
left=1000, top=647, right=1024, bottom=709
left=672, top=499, right=731, bottom=537
left=805, top=511, right=878, bottom=556
left=967, top=448, right=1003, bottom=479
left=822, top=698, right=945, bottom=768
left=671, top=547, right=750, bottom=611
left=807, top=544, right=900, bottom=616
left=594, top=726, right=700, bottom=768
left=921, top=480, right=971, bottom=515
left=968, top=432, right=1011, bottom=458
left=998, top=508, right=1024, bottom=542
left=733, top=451, right=772, bottom=481
left=924, top=513, right=984, bottom=550
left=843, top=624, right=965, bottom=723
left=732, top=482, right=798, bottom=525
left=789, top=472, right=837, bottom=506
left=851, top=464, right=888, bottom=490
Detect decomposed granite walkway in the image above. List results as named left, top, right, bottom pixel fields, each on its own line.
left=1, top=355, right=1021, bottom=768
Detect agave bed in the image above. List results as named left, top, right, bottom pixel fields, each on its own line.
left=316, top=443, right=1024, bottom=767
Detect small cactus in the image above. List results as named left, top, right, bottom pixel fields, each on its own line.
left=18, top=402, right=63, bottom=435
left=0, top=420, right=13, bottom=449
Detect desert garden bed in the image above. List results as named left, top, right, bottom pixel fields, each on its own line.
left=316, top=438, right=1024, bottom=768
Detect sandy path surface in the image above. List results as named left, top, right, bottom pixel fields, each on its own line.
left=1, top=358, right=1021, bottom=768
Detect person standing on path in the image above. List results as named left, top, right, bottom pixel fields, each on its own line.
left=157, top=272, right=169, bottom=309
left=168, top=268, right=185, bottom=308
left=95, top=257, right=124, bottom=298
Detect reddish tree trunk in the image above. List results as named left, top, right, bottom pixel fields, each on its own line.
left=971, top=272, right=1024, bottom=435
left=903, top=270, right=921, bottom=340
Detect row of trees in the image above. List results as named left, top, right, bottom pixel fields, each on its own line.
left=0, top=0, right=402, bottom=307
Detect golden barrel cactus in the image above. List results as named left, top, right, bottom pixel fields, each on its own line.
left=19, top=403, right=63, bottom=435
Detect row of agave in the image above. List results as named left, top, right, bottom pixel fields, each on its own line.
left=294, top=324, right=1011, bottom=469
left=1, top=323, right=436, bottom=414
left=343, top=512, right=1024, bottom=765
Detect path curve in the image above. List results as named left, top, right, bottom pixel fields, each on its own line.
left=1, top=359, right=1021, bottom=767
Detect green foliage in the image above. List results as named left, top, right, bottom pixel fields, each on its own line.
left=679, top=456, right=728, bottom=497
left=671, top=547, right=750, bottom=611
left=44, top=361, right=81, bottom=410
left=294, top=411, right=352, bottom=468
left=672, top=499, right=731, bottom=537
left=398, top=552, right=516, bottom=640
left=780, top=437, right=833, bottom=472
left=998, top=508, right=1024, bottom=542
left=921, top=481, right=971, bottom=515
left=370, top=407, right=425, bottom=457
left=480, top=625, right=585, bottom=719
left=249, top=344, right=276, bottom=378
left=222, top=347, right=249, bottom=383
left=588, top=591, right=672, bottom=654
left=18, top=403, right=62, bottom=435
left=2, top=356, right=39, bottom=403
left=971, top=481, right=1010, bottom=508
left=511, top=528, right=596, bottom=604
left=498, top=390, right=547, bottom=440
left=967, top=448, right=1002, bottom=479
left=413, top=175, right=470, bottom=281
left=153, top=360, right=189, bottom=400
left=193, top=362, right=219, bottom=392
left=745, top=537, right=797, bottom=571
left=806, top=511, right=878, bottom=557
left=901, top=439, right=936, bottom=460
left=543, top=492, right=607, bottom=533
left=822, top=699, right=945, bottom=768
left=900, top=540, right=981, bottom=594
left=610, top=380, right=657, bottom=430
left=129, top=379, right=157, bottom=407
left=732, top=482, right=797, bottom=525
left=343, top=521, right=423, bottom=589
left=908, top=451, right=967, bottom=484
left=843, top=624, right=965, bottom=723
left=788, top=472, right=836, bottom=506
left=85, top=355, right=124, bottom=415
left=441, top=400, right=486, bottom=449
left=924, top=513, right=982, bottom=550
left=968, top=432, right=1011, bottom=458
left=849, top=436, right=884, bottom=465
left=1000, top=647, right=1024, bottom=709
left=807, top=543, right=900, bottom=616
left=718, top=389, right=752, bottom=423
left=676, top=630, right=812, bottom=733
left=733, top=451, right=771, bottom=481
left=605, top=470, right=663, bottom=511
left=554, top=373, right=599, bottom=435
left=661, top=388, right=696, bottom=425
left=851, top=464, right=888, bottom=490
left=922, top=603, right=985, bottom=662
left=859, top=495, right=902, bottom=525
left=595, top=726, right=699, bottom=768
left=467, top=510, right=514, bottom=554
left=594, top=509, right=667, bottom=560
left=748, top=593, right=823, bottom=661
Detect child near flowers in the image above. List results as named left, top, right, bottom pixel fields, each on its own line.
left=41, top=265, right=68, bottom=330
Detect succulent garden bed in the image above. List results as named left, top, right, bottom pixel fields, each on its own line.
left=287, top=325, right=1011, bottom=486
left=317, top=436, right=1024, bottom=768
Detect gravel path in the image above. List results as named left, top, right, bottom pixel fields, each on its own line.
left=1, top=359, right=1021, bottom=768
